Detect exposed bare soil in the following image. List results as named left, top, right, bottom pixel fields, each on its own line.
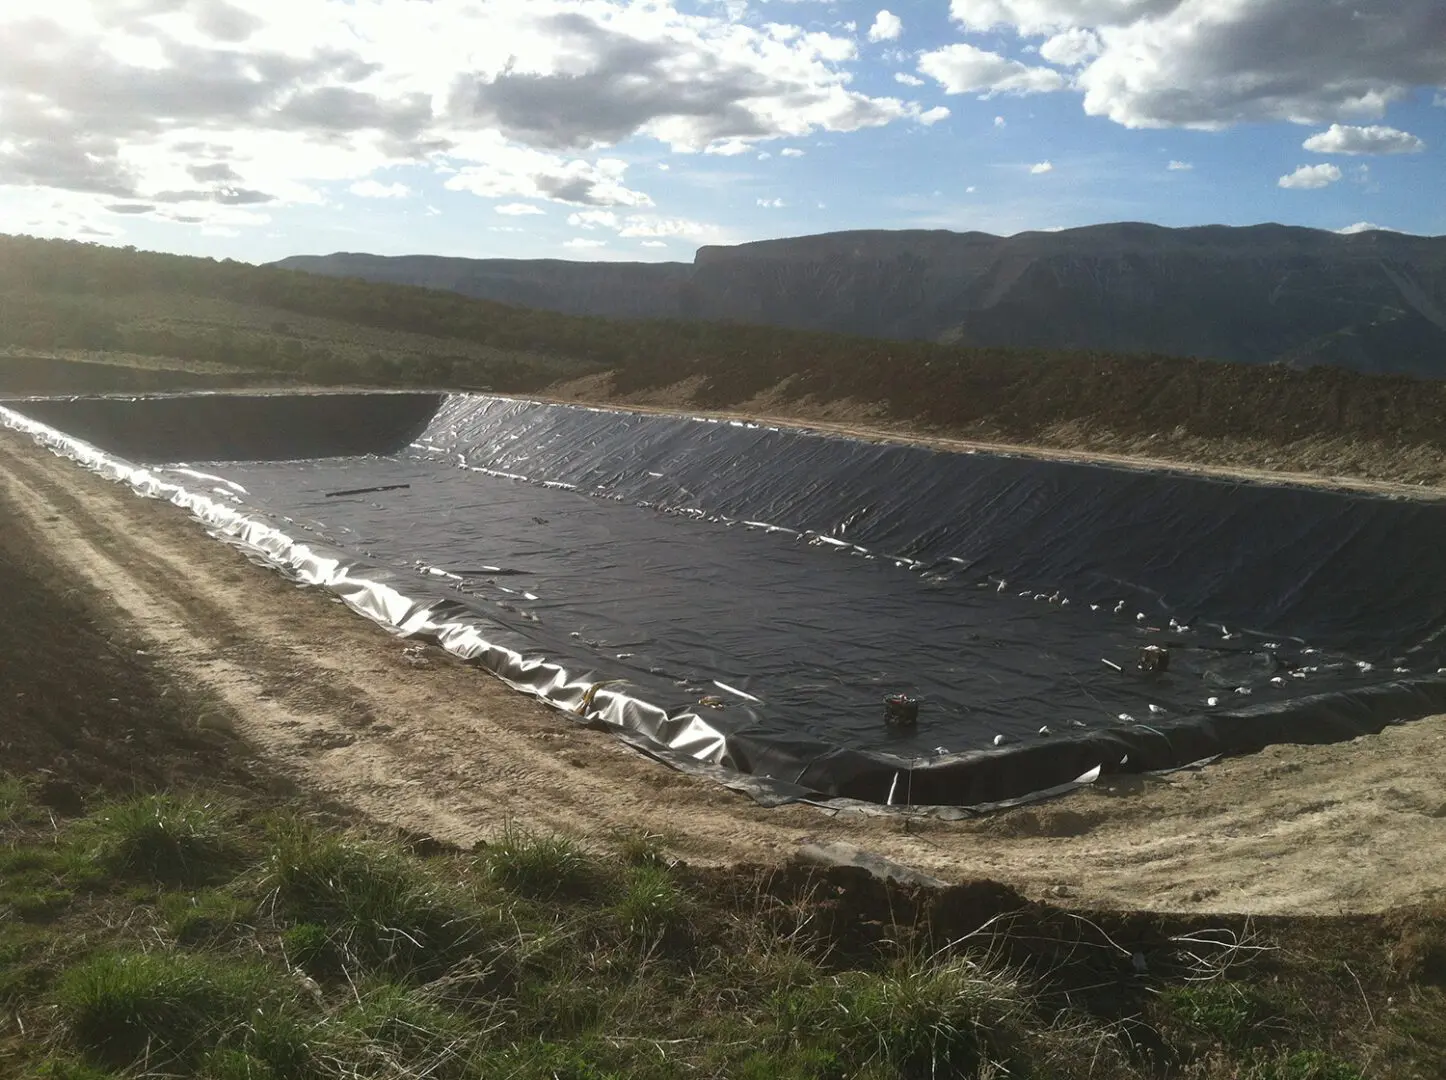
left=5, top=429, right=1446, bottom=917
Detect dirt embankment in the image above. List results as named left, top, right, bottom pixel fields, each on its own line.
left=5, top=431, right=1446, bottom=917
left=546, top=366, right=1446, bottom=491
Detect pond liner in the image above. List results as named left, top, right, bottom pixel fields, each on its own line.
left=6, top=392, right=1446, bottom=813
left=9, top=391, right=443, bottom=462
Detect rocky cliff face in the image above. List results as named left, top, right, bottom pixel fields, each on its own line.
left=273, top=223, right=1446, bottom=376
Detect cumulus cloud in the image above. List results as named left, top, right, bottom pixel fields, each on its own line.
left=567, top=209, right=618, bottom=228
left=1167, top=159, right=1192, bottom=170
left=1039, top=27, right=1101, bottom=67
left=780, top=147, right=805, bottom=156
left=464, top=6, right=910, bottom=155
left=1337, top=221, right=1398, bottom=234
left=564, top=237, right=607, bottom=248
left=757, top=197, right=785, bottom=207
left=1029, top=160, right=1054, bottom=173
left=495, top=202, right=546, bottom=215
left=895, top=72, right=925, bottom=87
left=1278, top=163, right=1342, bottom=189
left=919, top=44, right=1067, bottom=96
left=617, top=215, right=723, bottom=239
left=350, top=179, right=411, bottom=198
left=0, top=0, right=919, bottom=237
left=1302, top=123, right=1425, bottom=155
left=939, top=0, right=1446, bottom=131
left=917, top=106, right=951, bottom=125
left=641, top=240, right=667, bottom=247
left=445, top=146, right=653, bottom=207
left=868, top=10, right=903, bottom=42
left=994, top=115, right=1007, bottom=126
left=1076, top=1, right=1446, bottom=129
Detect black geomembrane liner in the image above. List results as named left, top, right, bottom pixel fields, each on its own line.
left=9, top=391, right=1446, bottom=809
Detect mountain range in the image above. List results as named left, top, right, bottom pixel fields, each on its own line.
left=273, top=223, right=1446, bottom=377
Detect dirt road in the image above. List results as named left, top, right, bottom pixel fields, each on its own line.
left=4, top=430, right=1445, bottom=916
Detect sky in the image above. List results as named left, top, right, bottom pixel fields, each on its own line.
left=0, top=0, right=1442, bottom=265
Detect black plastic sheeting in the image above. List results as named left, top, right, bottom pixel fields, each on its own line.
left=7, top=391, right=1446, bottom=811
left=12, top=392, right=442, bottom=462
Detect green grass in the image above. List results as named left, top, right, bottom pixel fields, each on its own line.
left=613, top=863, right=691, bottom=944
left=481, top=827, right=598, bottom=900
left=265, top=824, right=486, bottom=979
left=158, top=888, right=257, bottom=944
left=1160, top=981, right=1290, bottom=1048
left=1, top=771, right=1436, bottom=1080
left=55, top=950, right=306, bottom=1073
left=775, top=954, right=1035, bottom=1078
left=82, top=794, right=239, bottom=884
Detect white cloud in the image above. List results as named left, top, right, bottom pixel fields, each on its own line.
left=757, top=151, right=773, bottom=160
left=1039, top=28, right=1101, bottom=67
left=564, top=237, right=608, bottom=249
left=488, top=225, right=523, bottom=232
left=1337, top=221, right=1398, bottom=234
left=965, top=185, right=977, bottom=192
left=868, top=10, right=903, bottom=43
left=704, top=139, right=755, bottom=157
left=1167, top=159, right=1192, bottom=170
left=757, top=197, right=785, bottom=208
left=350, top=179, right=411, bottom=198
left=917, top=106, right=951, bottom=126
left=895, top=72, right=925, bottom=87
left=1302, top=123, right=1425, bottom=155
left=1075, top=1, right=1446, bottom=129
left=1029, top=160, right=1053, bottom=173
left=942, top=1, right=1446, bottom=132
left=567, top=209, right=618, bottom=228
left=641, top=239, right=667, bottom=247
left=919, top=44, right=1068, bottom=96
left=617, top=215, right=723, bottom=239
left=780, top=147, right=805, bottom=157
left=445, top=146, right=653, bottom=208
left=994, top=115, right=1006, bottom=127
left=495, top=202, right=546, bottom=216
left=657, top=163, right=670, bottom=170
left=0, top=0, right=919, bottom=233
left=1278, top=163, right=1342, bottom=189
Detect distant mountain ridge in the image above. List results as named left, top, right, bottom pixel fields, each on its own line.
left=273, top=223, right=1446, bottom=376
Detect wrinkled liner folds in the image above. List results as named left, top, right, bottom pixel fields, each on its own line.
left=8, top=400, right=1446, bottom=815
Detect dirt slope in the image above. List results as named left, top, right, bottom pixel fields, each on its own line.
left=4, top=431, right=1446, bottom=916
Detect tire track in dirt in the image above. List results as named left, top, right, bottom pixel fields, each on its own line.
left=6, top=430, right=1446, bottom=915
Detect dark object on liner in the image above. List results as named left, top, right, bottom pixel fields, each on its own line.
left=1138, top=645, right=1170, bottom=673
left=884, top=694, right=920, bottom=729
left=325, top=483, right=411, bottom=498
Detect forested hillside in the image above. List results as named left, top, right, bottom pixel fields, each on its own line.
left=7, top=233, right=1446, bottom=485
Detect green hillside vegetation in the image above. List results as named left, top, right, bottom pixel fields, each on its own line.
left=5, top=233, right=1446, bottom=483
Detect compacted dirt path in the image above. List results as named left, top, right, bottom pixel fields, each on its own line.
left=4, top=430, right=1446, bottom=916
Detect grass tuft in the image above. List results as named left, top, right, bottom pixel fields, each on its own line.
left=84, top=795, right=239, bottom=885
left=266, top=824, right=484, bottom=979
left=613, top=864, right=691, bottom=944
left=481, top=828, right=596, bottom=901
left=55, top=950, right=301, bottom=1073
left=776, top=953, right=1033, bottom=1077
left=158, top=888, right=257, bottom=944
